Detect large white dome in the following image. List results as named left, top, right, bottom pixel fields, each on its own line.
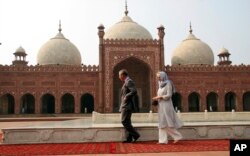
left=104, top=15, right=152, bottom=40
left=37, top=30, right=82, bottom=65
left=171, top=31, right=214, bottom=65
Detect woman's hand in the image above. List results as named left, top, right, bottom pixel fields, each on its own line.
left=152, top=96, right=162, bottom=100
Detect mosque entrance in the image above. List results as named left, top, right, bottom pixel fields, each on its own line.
left=21, top=94, right=35, bottom=114
left=206, top=92, right=218, bottom=112
left=81, top=93, right=94, bottom=113
left=41, top=94, right=55, bottom=114
left=113, top=57, right=151, bottom=113
left=61, top=93, right=74, bottom=113
left=188, top=92, right=200, bottom=112
left=225, top=92, right=236, bottom=111
left=0, top=94, right=15, bottom=114
left=243, top=92, right=250, bottom=111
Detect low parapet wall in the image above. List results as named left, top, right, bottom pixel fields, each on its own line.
left=2, top=112, right=250, bottom=144
left=92, top=111, right=250, bottom=123
left=2, top=122, right=250, bottom=144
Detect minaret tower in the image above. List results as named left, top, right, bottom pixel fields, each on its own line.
left=12, top=46, right=28, bottom=66
left=217, top=47, right=232, bottom=65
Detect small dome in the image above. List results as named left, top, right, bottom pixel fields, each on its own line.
left=218, top=47, right=230, bottom=55
left=15, top=46, right=26, bottom=53
left=171, top=29, right=214, bottom=65
left=14, top=46, right=27, bottom=56
left=37, top=30, right=82, bottom=66
left=104, top=15, right=153, bottom=40
left=98, top=23, right=104, bottom=28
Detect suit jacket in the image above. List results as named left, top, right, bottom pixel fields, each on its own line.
left=119, top=77, right=137, bottom=112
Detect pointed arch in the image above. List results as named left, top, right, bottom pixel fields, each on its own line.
left=21, top=93, right=35, bottom=114
left=61, top=93, right=75, bottom=113
left=206, top=92, right=218, bottom=112
left=81, top=93, right=94, bottom=113
left=188, top=92, right=200, bottom=112
left=0, top=94, right=15, bottom=114
left=225, top=92, right=236, bottom=111
left=113, top=57, right=151, bottom=112
left=41, top=94, right=55, bottom=114
left=113, top=56, right=153, bottom=72
left=172, top=92, right=182, bottom=111
left=243, top=91, right=250, bottom=111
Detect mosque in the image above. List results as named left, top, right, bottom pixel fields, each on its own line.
left=0, top=4, right=250, bottom=115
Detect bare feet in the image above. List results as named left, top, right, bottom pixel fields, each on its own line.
left=173, top=140, right=179, bottom=144
left=173, top=136, right=182, bottom=144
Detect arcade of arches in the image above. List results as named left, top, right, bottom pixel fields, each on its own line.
left=0, top=93, right=94, bottom=114
left=171, top=91, right=250, bottom=112
left=1, top=91, right=250, bottom=114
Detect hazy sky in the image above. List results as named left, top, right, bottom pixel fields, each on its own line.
left=0, top=0, right=250, bottom=66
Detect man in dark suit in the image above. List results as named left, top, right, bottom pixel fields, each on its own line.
left=119, top=69, right=140, bottom=143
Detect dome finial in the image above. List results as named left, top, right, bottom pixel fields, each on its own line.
left=189, top=22, right=193, bottom=34
left=125, top=0, right=129, bottom=16
left=58, top=20, right=62, bottom=33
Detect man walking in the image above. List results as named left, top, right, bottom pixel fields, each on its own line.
left=119, top=69, right=140, bottom=143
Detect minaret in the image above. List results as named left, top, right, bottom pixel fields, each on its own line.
left=98, top=23, right=105, bottom=112
left=217, top=47, right=232, bottom=65
left=157, top=24, right=165, bottom=69
left=12, top=46, right=28, bottom=66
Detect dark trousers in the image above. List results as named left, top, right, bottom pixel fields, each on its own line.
left=121, top=109, right=140, bottom=141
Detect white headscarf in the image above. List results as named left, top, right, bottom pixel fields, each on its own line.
left=158, top=71, right=169, bottom=88
left=157, top=71, right=176, bottom=93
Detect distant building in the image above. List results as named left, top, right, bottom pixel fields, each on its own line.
left=0, top=6, right=250, bottom=115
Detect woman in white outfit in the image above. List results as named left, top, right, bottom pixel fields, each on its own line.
left=152, top=71, right=183, bottom=144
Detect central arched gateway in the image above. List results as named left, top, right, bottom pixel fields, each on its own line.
left=113, top=57, right=151, bottom=113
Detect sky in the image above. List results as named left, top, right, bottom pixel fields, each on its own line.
left=0, top=0, right=250, bottom=66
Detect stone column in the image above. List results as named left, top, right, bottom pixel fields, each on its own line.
left=35, top=94, right=40, bottom=114
left=55, top=94, right=61, bottom=114
left=200, top=93, right=206, bottom=112
left=182, top=93, right=189, bottom=112
left=14, top=94, right=20, bottom=114
left=75, top=93, right=80, bottom=113
left=1, top=96, right=8, bottom=114
left=236, top=92, right=243, bottom=111
left=218, top=92, right=225, bottom=111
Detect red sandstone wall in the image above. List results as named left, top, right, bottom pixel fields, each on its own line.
left=1, top=64, right=250, bottom=114
left=165, top=65, right=250, bottom=112
left=0, top=65, right=99, bottom=114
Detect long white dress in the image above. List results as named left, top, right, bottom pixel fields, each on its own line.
left=157, top=81, right=183, bottom=143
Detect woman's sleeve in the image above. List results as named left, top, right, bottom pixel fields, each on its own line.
left=162, top=82, right=172, bottom=101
